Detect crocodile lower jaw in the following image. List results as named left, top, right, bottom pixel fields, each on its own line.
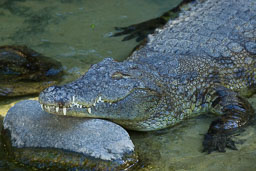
left=40, top=96, right=113, bottom=116
left=41, top=104, right=92, bottom=116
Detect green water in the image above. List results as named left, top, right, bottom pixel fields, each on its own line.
left=1, top=0, right=256, bottom=170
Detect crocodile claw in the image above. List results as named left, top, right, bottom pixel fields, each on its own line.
left=202, top=133, right=237, bottom=154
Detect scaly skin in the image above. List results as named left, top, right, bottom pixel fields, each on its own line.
left=39, top=0, right=256, bottom=153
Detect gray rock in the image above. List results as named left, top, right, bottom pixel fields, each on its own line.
left=3, top=100, right=137, bottom=170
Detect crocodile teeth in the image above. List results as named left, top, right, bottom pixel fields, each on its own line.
left=40, top=104, right=43, bottom=110
left=56, top=106, right=59, bottom=112
left=63, top=107, right=67, bottom=115
left=88, top=108, right=91, bottom=114
left=96, top=96, right=103, bottom=103
left=72, top=96, right=75, bottom=103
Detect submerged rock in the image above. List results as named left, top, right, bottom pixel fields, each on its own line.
left=0, top=45, right=63, bottom=97
left=2, top=100, right=137, bottom=170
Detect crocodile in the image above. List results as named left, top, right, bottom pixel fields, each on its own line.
left=39, top=0, right=256, bottom=153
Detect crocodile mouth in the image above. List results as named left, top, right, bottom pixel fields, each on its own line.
left=40, top=95, right=115, bottom=116
left=39, top=86, right=161, bottom=121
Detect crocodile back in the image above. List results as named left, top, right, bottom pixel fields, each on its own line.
left=129, top=0, right=256, bottom=90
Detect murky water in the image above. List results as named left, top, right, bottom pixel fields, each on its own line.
left=0, top=0, right=256, bottom=170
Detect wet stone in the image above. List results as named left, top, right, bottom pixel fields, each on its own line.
left=0, top=45, right=63, bottom=97
left=2, top=100, right=137, bottom=170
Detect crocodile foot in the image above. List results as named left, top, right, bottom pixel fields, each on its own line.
left=202, top=133, right=237, bottom=154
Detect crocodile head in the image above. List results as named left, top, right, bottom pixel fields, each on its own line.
left=39, top=58, right=164, bottom=130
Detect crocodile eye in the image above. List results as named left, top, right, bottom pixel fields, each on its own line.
left=111, top=72, right=131, bottom=80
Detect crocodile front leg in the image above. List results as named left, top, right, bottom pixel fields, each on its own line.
left=203, top=86, right=254, bottom=153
